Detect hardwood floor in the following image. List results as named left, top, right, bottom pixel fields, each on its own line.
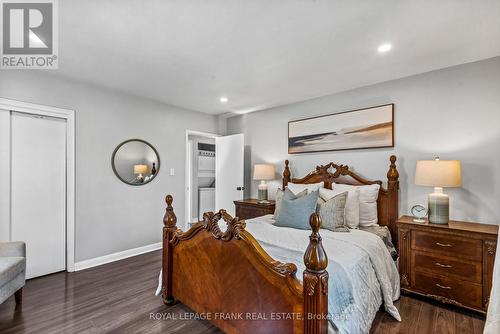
left=369, top=294, right=485, bottom=334
left=0, top=250, right=485, bottom=334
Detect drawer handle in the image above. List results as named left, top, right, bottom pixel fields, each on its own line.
left=435, top=283, right=452, bottom=290
left=435, top=262, right=452, bottom=268
left=436, top=242, right=452, bottom=247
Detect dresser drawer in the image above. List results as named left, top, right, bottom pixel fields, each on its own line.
left=412, top=271, right=483, bottom=309
left=236, top=207, right=270, bottom=220
left=234, top=200, right=276, bottom=220
left=412, top=251, right=482, bottom=284
left=411, top=230, right=482, bottom=261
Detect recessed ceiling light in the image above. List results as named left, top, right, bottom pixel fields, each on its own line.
left=219, top=96, right=228, bottom=103
left=377, top=43, right=392, bottom=53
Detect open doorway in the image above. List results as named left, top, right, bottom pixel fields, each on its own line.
left=185, top=130, right=245, bottom=230
left=185, top=130, right=218, bottom=229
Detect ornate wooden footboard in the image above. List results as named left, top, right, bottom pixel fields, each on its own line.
left=161, top=195, right=329, bottom=334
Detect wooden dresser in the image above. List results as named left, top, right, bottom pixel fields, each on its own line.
left=397, top=216, right=498, bottom=313
left=234, top=199, right=275, bottom=220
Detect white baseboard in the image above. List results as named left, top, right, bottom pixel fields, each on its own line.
left=74, top=242, right=162, bottom=271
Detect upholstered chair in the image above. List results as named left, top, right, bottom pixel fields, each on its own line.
left=0, top=242, right=26, bottom=305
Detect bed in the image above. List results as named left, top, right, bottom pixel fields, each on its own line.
left=160, top=155, right=401, bottom=334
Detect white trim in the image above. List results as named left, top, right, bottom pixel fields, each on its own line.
left=186, top=138, right=193, bottom=225
left=0, top=99, right=75, bottom=118
left=0, top=98, right=76, bottom=272
left=184, top=130, right=219, bottom=231
left=185, top=129, right=221, bottom=138
left=74, top=242, right=162, bottom=271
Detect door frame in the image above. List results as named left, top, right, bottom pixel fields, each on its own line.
left=0, top=98, right=76, bottom=272
left=185, top=130, right=219, bottom=231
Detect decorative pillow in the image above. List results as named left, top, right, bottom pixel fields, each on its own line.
left=317, top=191, right=348, bottom=232
left=274, top=188, right=307, bottom=219
left=320, top=187, right=360, bottom=229
left=333, top=183, right=380, bottom=227
left=273, top=190, right=319, bottom=230
left=287, top=182, right=324, bottom=196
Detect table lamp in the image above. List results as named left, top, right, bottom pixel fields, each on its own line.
left=253, top=164, right=275, bottom=203
left=134, top=164, right=148, bottom=183
left=415, top=157, right=462, bottom=224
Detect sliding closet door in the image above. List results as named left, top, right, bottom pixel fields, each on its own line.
left=0, top=110, right=10, bottom=242
left=11, top=112, right=66, bottom=279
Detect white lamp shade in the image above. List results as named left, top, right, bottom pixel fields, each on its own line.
left=253, top=164, right=275, bottom=180
left=134, top=164, right=148, bottom=175
left=415, top=159, right=462, bottom=187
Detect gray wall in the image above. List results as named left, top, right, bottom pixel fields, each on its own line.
left=0, top=71, right=219, bottom=261
left=227, top=57, right=500, bottom=225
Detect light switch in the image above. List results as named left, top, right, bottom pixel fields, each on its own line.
left=170, top=168, right=175, bottom=176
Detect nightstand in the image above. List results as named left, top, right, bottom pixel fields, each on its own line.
left=397, top=215, right=498, bottom=313
left=233, top=199, right=276, bottom=220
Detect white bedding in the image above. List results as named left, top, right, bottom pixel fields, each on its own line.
left=155, top=215, right=401, bottom=334
left=245, top=215, right=401, bottom=334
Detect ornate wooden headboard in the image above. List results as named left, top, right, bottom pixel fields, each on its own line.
left=282, top=155, right=400, bottom=246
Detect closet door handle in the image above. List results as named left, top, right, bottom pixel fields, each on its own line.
left=236, top=186, right=245, bottom=191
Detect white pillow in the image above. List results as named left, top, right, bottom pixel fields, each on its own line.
left=320, top=187, right=360, bottom=229
left=333, top=183, right=380, bottom=226
left=287, top=182, right=324, bottom=195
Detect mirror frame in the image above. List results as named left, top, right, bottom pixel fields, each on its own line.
left=111, top=138, right=161, bottom=186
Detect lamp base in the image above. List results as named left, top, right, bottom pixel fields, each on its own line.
left=257, top=189, right=268, bottom=201
left=258, top=180, right=268, bottom=201
left=428, top=187, right=449, bottom=224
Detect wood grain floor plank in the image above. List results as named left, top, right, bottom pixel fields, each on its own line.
left=454, top=311, right=474, bottom=334
left=413, top=300, right=436, bottom=334
left=433, top=305, right=455, bottom=334
left=0, top=250, right=485, bottom=334
left=371, top=294, right=423, bottom=334
left=472, top=315, right=486, bottom=334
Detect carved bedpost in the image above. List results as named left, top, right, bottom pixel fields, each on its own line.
left=162, top=194, right=177, bottom=305
left=283, top=160, right=291, bottom=189
left=303, top=213, right=328, bottom=334
left=387, top=155, right=400, bottom=248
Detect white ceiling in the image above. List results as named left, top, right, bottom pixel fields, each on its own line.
left=56, top=0, right=500, bottom=115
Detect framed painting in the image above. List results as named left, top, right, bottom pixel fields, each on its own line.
left=288, top=104, right=394, bottom=154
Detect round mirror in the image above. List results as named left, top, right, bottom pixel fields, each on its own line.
left=111, top=139, right=160, bottom=186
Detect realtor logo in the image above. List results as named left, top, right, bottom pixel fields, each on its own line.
left=1, top=0, right=58, bottom=69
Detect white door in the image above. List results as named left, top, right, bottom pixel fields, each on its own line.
left=215, top=134, right=244, bottom=216
left=11, top=112, right=66, bottom=279
left=0, top=109, right=10, bottom=241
